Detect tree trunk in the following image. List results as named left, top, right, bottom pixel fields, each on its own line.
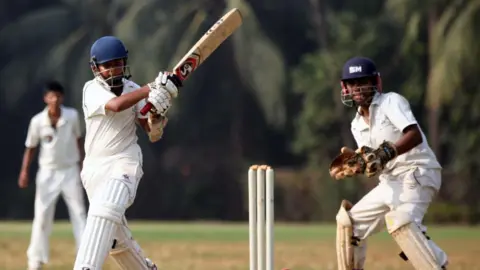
left=427, top=5, right=441, bottom=157
left=309, top=0, right=328, bottom=48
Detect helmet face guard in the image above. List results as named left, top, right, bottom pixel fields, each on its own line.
left=340, top=57, right=382, bottom=107
left=340, top=75, right=382, bottom=107
left=90, top=58, right=131, bottom=88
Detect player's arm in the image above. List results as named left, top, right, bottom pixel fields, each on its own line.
left=72, top=110, right=85, bottom=168
left=351, top=94, right=423, bottom=178
left=393, top=124, right=422, bottom=155
left=133, top=73, right=180, bottom=142
left=84, top=72, right=179, bottom=118
left=384, top=93, right=423, bottom=155
left=19, top=119, right=39, bottom=188
left=105, top=86, right=150, bottom=113
left=20, top=147, right=37, bottom=175
left=107, top=71, right=179, bottom=113
left=136, top=118, right=150, bottom=132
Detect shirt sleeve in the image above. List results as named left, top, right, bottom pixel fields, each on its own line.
left=82, top=82, right=115, bottom=118
left=383, top=93, right=418, bottom=132
left=25, top=117, right=39, bottom=148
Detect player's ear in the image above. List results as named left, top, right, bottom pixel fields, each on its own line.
left=43, top=92, right=49, bottom=104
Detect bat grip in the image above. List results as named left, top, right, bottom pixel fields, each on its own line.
left=140, top=103, right=153, bottom=116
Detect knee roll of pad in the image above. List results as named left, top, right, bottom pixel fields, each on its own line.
left=88, top=179, right=131, bottom=224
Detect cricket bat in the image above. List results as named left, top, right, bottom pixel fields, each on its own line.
left=140, top=8, right=243, bottom=116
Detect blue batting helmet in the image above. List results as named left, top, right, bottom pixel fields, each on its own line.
left=340, top=57, right=382, bottom=107
left=341, top=57, right=379, bottom=81
left=90, top=36, right=128, bottom=65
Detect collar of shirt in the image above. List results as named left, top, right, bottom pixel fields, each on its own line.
left=352, top=92, right=382, bottom=130
left=41, top=105, right=67, bottom=128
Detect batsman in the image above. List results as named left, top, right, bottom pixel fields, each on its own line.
left=73, top=36, right=181, bottom=269
left=330, top=57, right=448, bottom=270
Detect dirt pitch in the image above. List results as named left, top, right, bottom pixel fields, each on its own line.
left=0, top=222, right=479, bottom=270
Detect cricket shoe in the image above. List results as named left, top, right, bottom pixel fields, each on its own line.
left=27, top=262, right=43, bottom=270
left=146, top=258, right=158, bottom=269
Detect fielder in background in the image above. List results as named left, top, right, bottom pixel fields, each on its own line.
left=73, top=36, right=181, bottom=270
left=18, top=81, right=87, bottom=270
left=330, top=57, right=448, bottom=270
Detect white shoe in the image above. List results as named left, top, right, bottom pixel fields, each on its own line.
left=27, top=264, right=42, bottom=270
left=146, top=258, right=158, bottom=269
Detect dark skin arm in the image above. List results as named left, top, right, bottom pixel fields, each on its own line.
left=18, top=147, right=37, bottom=188
left=106, top=85, right=156, bottom=135
left=394, top=124, right=423, bottom=155
left=77, top=137, right=85, bottom=171
left=136, top=118, right=151, bottom=132
left=105, top=86, right=150, bottom=112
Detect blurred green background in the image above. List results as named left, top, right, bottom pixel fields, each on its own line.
left=1, top=0, right=480, bottom=224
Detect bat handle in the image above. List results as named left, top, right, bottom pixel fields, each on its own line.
left=140, top=103, right=153, bottom=116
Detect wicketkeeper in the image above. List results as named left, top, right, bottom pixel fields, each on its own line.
left=330, top=57, right=448, bottom=270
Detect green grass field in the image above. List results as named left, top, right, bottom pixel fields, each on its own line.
left=0, top=221, right=479, bottom=270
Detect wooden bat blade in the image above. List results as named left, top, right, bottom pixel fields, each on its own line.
left=173, top=8, right=243, bottom=81
left=140, top=8, right=243, bottom=116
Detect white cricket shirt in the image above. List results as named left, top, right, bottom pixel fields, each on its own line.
left=350, top=92, right=442, bottom=177
left=25, top=106, right=82, bottom=169
left=82, top=78, right=147, bottom=159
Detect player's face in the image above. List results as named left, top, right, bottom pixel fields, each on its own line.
left=98, top=59, right=125, bottom=77
left=97, top=59, right=126, bottom=87
left=43, top=91, right=63, bottom=107
left=343, top=77, right=376, bottom=107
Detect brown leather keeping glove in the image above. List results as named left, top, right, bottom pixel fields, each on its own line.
left=329, top=147, right=366, bottom=180
left=356, top=141, right=398, bottom=177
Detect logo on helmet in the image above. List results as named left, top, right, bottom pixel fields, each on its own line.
left=349, top=66, right=362, bottom=73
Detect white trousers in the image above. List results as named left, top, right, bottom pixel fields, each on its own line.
left=27, top=165, right=87, bottom=268
left=349, top=167, right=448, bottom=267
left=74, top=150, right=145, bottom=269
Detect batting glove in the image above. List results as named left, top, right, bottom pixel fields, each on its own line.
left=147, top=71, right=182, bottom=99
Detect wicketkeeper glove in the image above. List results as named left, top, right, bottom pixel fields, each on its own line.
left=329, top=141, right=398, bottom=179
left=329, top=147, right=366, bottom=180
left=357, top=141, right=398, bottom=177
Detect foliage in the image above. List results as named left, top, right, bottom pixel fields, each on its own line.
left=0, top=0, right=479, bottom=223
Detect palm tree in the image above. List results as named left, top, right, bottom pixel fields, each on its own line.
left=386, top=0, right=480, bottom=157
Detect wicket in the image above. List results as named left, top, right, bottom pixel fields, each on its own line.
left=248, top=165, right=274, bottom=270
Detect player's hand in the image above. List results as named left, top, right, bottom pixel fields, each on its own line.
left=148, top=71, right=182, bottom=99
left=146, top=86, right=172, bottom=115
left=356, top=141, right=398, bottom=177
left=148, top=113, right=168, bottom=142
left=18, top=170, right=29, bottom=189
left=329, top=147, right=365, bottom=180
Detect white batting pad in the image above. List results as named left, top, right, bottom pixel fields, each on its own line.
left=74, top=179, right=130, bottom=270
left=336, top=200, right=354, bottom=270
left=109, top=217, right=157, bottom=270
left=386, top=210, right=443, bottom=270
